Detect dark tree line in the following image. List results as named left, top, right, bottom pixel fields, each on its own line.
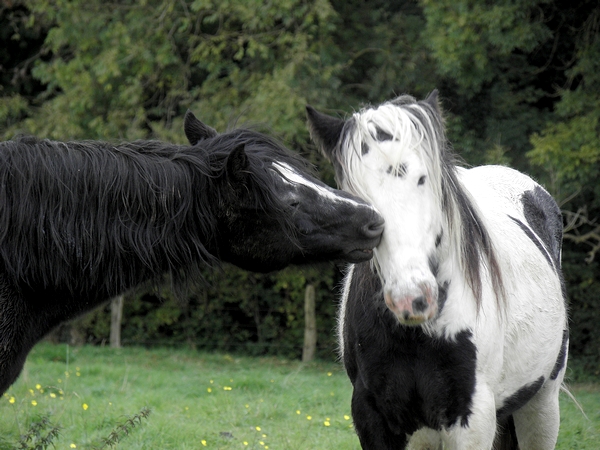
left=1, top=0, right=599, bottom=375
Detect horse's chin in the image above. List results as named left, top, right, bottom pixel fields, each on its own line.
left=343, top=248, right=374, bottom=263
left=396, top=316, right=428, bottom=326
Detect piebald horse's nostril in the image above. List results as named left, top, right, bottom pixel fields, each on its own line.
left=412, top=296, right=428, bottom=313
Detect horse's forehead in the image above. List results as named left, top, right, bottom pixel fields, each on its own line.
left=271, top=162, right=367, bottom=207
left=347, top=108, right=407, bottom=158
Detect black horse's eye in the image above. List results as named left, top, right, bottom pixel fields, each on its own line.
left=290, top=201, right=300, bottom=208
left=418, top=175, right=426, bottom=186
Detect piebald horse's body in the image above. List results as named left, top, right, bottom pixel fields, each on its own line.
left=307, top=92, right=568, bottom=449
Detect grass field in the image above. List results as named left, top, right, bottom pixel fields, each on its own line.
left=0, top=343, right=598, bottom=449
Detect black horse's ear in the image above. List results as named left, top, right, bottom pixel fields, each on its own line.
left=226, top=143, right=250, bottom=181
left=184, top=110, right=218, bottom=145
left=424, top=89, right=441, bottom=114
left=305, top=105, right=345, bottom=162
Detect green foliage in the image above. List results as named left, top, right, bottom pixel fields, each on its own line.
left=529, top=34, right=600, bottom=194
left=1, top=0, right=343, bottom=143
left=421, top=0, right=552, bottom=93
left=77, top=264, right=338, bottom=359
left=16, top=415, right=60, bottom=450
left=93, top=407, right=151, bottom=449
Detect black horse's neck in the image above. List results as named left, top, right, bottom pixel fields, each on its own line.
left=0, top=137, right=221, bottom=298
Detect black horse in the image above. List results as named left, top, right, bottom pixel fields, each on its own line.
left=0, top=111, right=384, bottom=395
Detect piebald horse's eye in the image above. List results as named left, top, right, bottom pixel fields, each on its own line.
left=418, top=175, right=426, bottom=186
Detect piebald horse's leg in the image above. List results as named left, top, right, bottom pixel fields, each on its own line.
left=407, top=428, right=442, bottom=450
left=512, top=374, right=564, bottom=449
left=351, top=381, right=409, bottom=449
left=441, top=382, right=497, bottom=450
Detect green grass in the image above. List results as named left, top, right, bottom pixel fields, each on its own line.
left=0, top=343, right=597, bottom=449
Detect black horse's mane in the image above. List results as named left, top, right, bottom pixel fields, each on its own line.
left=0, top=129, right=305, bottom=297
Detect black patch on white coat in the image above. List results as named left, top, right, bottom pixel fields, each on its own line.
left=375, top=127, right=393, bottom=142
left=435, top=231, right=443, bottom=248
left=508, top=216, right=556, bottom=272
left=361, top=141, right=369, bottom=155
left=521, top=187, right=562, bottom=267
left=437, top=280, right=450, bottom=314
left=496, top=376, right=545, bottom=422
left=428, top=255, right=439, bottom=277
left=520, top=187, right=569, bottom=304
left=342, top=263, right=476, bottom=447
left=550, top=329, right=569, bottom=380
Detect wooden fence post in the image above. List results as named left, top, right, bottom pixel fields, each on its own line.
left=110, top=295, right=124, bottom=348
left=302, top=284, right=316, bottom=362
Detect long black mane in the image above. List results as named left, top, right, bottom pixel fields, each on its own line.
left=0, top=130, right=305, bottom=298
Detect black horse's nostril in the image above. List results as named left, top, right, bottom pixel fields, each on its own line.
left=364, top=216, right=385, bottom=238
left=412, top=296, right=428, bottom=313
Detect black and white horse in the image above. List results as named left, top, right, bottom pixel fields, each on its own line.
left=0, top=111, right=384, bottom=395
left=307, top=91, right=568, bottom=449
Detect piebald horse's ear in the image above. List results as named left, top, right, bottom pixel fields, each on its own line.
left=424, top=89, right=441, bottom=115
left=305, top=105, right=345, bottom=162
left=184, top=110, right=218, bottom=145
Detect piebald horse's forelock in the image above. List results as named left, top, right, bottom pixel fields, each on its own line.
left=0, top=129, right=304, bottom=295
left=338, top=95, right=505, bottom=309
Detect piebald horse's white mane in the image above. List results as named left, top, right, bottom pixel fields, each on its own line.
left=339, top=94, right=504, bottom=307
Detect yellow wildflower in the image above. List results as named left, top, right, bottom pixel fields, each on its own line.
left=82, top=403, right=89, bottom=411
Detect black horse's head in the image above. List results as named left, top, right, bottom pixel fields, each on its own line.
left=184, top=111, right=384, bottom=272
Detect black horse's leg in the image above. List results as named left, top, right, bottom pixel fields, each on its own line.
left=351, top=382, right=408, bottom=450
left=0, top=279, right=29, bottom=395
